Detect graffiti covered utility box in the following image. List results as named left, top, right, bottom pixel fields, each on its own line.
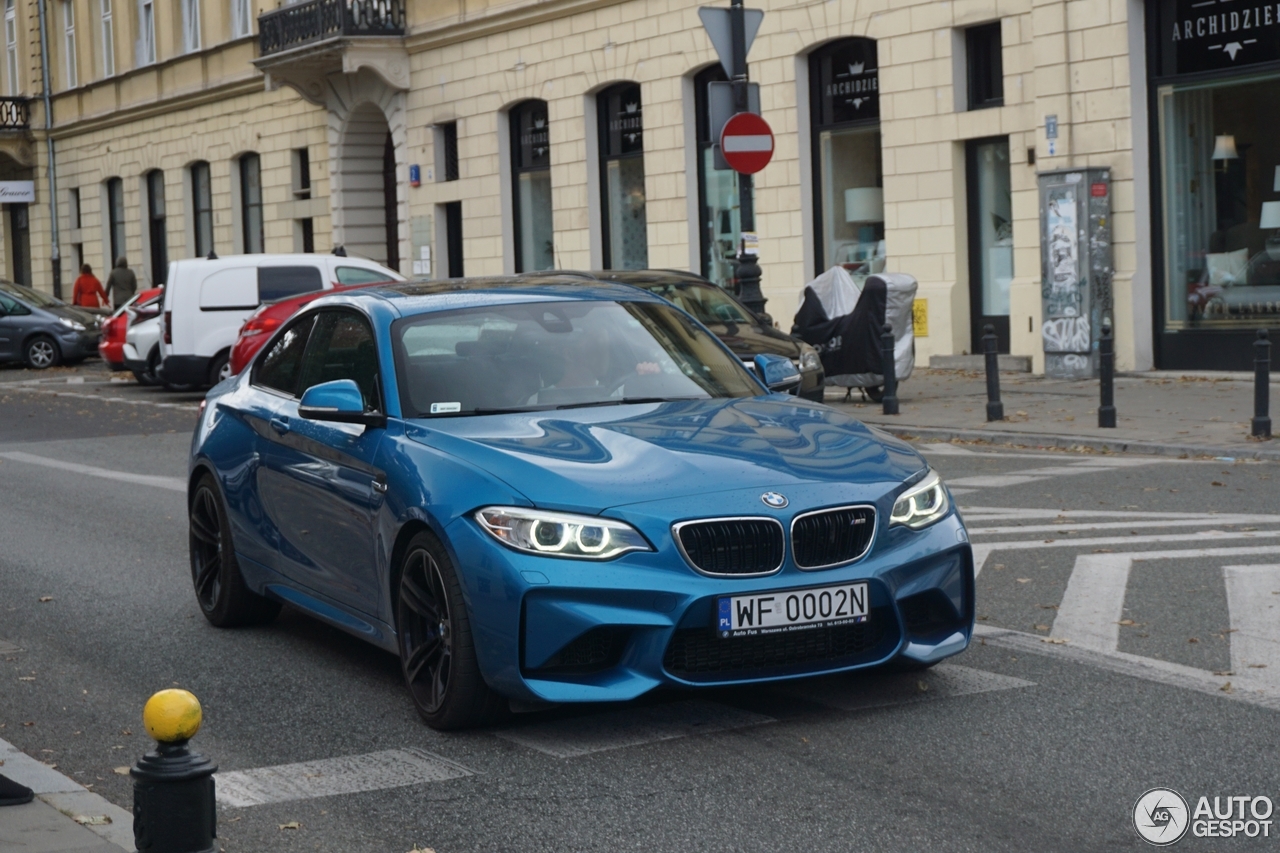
left=1037, top=168, right=1113, bottom=380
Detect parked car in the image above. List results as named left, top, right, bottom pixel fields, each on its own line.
left=99, top=287, right=163, bottom=371
left=160, top=253, right=402, bottom=388
left=0, top=281, right=102, bottom=369
left=188, top=275, right=973, bottom=730
left=584, top=270, right=826, bottom=401
left=228, top=280, right=393, bottom=376
left=123, top=314, right=166, bottom=386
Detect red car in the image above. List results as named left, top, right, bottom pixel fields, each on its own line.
left=228, top=281, right=391, bottom=375
left=98, top=287, right=163, bottom=370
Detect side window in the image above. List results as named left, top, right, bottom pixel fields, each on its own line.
left=0, top=293, right=29, bottom=315
left=258, top=266, right=323, bottom=302
left=335, top=266, right=392, bottom=285
left=254, top=315, right=316, bottom=397
left=297, top=311, right=381, bottom=412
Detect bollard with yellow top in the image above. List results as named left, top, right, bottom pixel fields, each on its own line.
left=129, top=689, right=217, bottom=853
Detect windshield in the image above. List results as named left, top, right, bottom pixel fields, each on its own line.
left=393, top=299, right=761, bottom=417
left=0, top=281, right=63, bottom=308
left=642, top=282, right=755, bottom=326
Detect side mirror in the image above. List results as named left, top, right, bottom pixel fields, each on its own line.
left=753, top=353, right=802, bottom=394
left=298, top=379, right=386, bottom=427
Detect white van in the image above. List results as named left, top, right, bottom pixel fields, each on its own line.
left=159, top=253, right=401, bottom=387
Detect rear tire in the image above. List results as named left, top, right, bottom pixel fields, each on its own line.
left=862, top=385, right=884, bottom=403
left=395, top=531, right=506, bottom=730
left=189, top=474, right=281, bottom=627
left=134, top=347, right=161, bottom=386
left=24, top=336, right=60, bottom=369
left=207, top=351, right=231, bottom=386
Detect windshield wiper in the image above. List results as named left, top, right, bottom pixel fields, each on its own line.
left=555, top=397, right=694, bottom=410
left=467, top=405, right=558, bottom=415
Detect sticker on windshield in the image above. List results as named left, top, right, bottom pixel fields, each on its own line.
left=430, top=402, right=462, bottom=414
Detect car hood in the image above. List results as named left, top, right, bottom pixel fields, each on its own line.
left=48, top=304, right=100, bottom=327
left=703, top=322, right=801, bottom=361
left=405, top=397, right=924, bottom=513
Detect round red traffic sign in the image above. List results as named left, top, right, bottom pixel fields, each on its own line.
left=720, top=112, right=774, bottom=175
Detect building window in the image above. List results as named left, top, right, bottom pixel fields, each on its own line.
left=239, top=153, right=263, bottom=253
left=181, top=0, right=199, bottom=53
left=693, top=64, right=754, bottom=290
left=190, top=161, right=212, bottom=257
left=966, top=23, right=1003, bottom=110
left=809, top=38, right=884, bottom=283
left=10, top=203, right=29, bottom=285
left=106, top=177, right=126, bottom=264
left=68, top=187, right=81, bottom=229
left=966, top=137, right=1013, bottom=352
left=138, top=0, right=155, bottom=65
left=598, top=82, right=647, bottom=270
left=436, top=122, right=459, bottom=182
left=230, top=0, right=250, bottom=38
left=100, top=0, right=113, bottom=76
left=5, top=0, right=18, bottom=95
left=146, top=170, right=167, bottom=285
left=292, top=147, right=313, bottom=252
left=510, top=100, right=553, bottom=272
left=62, top=0, right=76, bottom=88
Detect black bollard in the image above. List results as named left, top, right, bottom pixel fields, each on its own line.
left=1098, top=322, right=1117, bottom=428
left=881, top=322, right=899, bottom=415
left=132, top=690, right=217, bottom=853
left=983, top=324, right=1004, bottom=421
left=1254, top=329, right=1272, bottom=439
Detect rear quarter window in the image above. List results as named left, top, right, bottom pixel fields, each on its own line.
left=258, top=266, right=324, bottom=302
left=336, top=266, right=393, bottom=285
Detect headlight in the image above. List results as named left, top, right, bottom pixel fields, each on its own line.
left=58, top=317, right=86, bottom=331
left=475, top=506, right=653, bottom=560
left=798, top=345, right=821, bottom=372
left=890, top=470, right=950, bottom=530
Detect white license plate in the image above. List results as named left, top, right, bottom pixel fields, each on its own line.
left=717, top=582, right=869, bottom=638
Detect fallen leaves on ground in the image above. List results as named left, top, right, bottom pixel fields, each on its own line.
left=1220, top=682, right=1233, bottom=693
left=917, top=681, right=929, bottom=693
left=1211, top=481, right=1225, bottom=487
left=1042, top=638, right=1068, bottom=644
left=1016, top=578, right=1031, bottom=583
left=112, top=766, right=130, bottom=776
left=279, top=822, right=301, bottom=830
left=1117, top=619, right=1137, bottom=626
left=407, top=847, right=436, bottom=853
left=1249, top=663, right=1268, bottom=669
left=72, top=815, right=111, bottom=826
left=1034, top=624, right=1050, bottom=632
left=1093, top=548, right=1114, bottom=553
left=37, top=596, right=52, bottom=603
left=1188, top=637, right=1199, bottom=643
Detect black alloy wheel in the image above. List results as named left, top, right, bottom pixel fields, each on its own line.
left=396, top=532, right=505, bottom=730
left=188, top=475, right=281, bottom=627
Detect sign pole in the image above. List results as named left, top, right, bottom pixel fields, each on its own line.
left=729, top=0, right=765, bottom=317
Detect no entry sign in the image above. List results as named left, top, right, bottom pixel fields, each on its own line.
left=720, top=112, right=774, bottom=174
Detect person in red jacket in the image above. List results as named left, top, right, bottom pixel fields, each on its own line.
left=72, top=264, right=108, bottom=309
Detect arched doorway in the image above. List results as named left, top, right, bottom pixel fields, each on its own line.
left=335, top=102, right=400, bottom=270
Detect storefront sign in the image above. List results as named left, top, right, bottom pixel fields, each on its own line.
left=912, top=298, right=928, bottom=337
left=1153, top=0, right=1280, bottom=76
left=0, top=181, right=34, bottom=202
left=814, top=38, right=879, bottom=125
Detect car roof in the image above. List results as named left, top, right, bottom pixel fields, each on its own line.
left=585, top=269, right=716, bottom=288
left=345, top=273, right=669, bottom=317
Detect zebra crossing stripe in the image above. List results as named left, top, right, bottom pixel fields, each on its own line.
left=1223, top=564, right=1280, bottom=686
left=970, top=530, right=1280, bottom=578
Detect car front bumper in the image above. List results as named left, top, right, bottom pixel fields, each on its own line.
left=443, top=505, right=973, bottom=704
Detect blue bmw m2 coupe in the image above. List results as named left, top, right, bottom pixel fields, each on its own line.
left=187, top=276, right=973, bottom=729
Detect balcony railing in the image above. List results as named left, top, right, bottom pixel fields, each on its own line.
left=259, top=0, right=404, bottom=57
left=0, top=97, right=30, bottom=130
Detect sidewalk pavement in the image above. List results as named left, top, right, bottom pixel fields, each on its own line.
left=825, top=368, right=1280, bottom=460
left=0, top=737, right=132, bottom=853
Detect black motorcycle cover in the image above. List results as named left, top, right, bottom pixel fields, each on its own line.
left=792, top=276, right=888, bottom=377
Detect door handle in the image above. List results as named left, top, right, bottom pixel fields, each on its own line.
left=269, top=416, right=290, bottom=435
left=372, top=479, right=388, bottom=494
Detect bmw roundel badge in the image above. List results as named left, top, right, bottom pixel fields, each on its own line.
left=760, top=492, right=788, bottom=509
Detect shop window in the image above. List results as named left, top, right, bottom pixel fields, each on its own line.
left=598, top=82, right=648, bottom=270
left=693, top=65, right=755, bottom=290
left=809, top=38, right=884, bottom=283
left=1159, top=77, right=1280, bottom=329
left=146, top=169, right=167, bottom=285
left=190, top=160, right=213, bottom=257
left=966, top=23, right=1003, bottom=110
left=239, top=153, right=262, bottom=253
left=106, top=177, right=125, bottom=264
left=510, top=99, right=554, bottom=272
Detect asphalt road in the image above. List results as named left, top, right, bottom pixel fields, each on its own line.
left=2, top=364, right=1279, bottom=852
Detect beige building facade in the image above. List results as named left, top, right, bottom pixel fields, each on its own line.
left=7, top=0, right=1271, bottom=373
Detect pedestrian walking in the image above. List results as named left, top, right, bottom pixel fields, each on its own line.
left=72, top=263, right=108, bottom=309
left=0, top=773, right=34, bottom=806
left=105, top=256, right=137, bottom=308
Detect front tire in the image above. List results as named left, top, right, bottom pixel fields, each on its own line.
left=189, top=475, right=281, bottom=627
left=134, top=347, right=161, bottom=386
left=396, top=531, right=505, bottom=730
left=24, top=336, right=60, bottom=369
left=207, top=351, right=231, bottom=386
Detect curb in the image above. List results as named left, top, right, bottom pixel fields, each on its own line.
left=867, top=423, right=1280, bottom=461
left=0, top=735, right=134, bottom=851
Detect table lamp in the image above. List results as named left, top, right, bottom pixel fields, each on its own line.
left=1261, top=201, right=1280, bottom=259
left=844, top=187, right=884, bottom=223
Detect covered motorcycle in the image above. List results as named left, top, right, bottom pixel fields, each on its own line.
left=792, top=267, right=917, bottom=399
